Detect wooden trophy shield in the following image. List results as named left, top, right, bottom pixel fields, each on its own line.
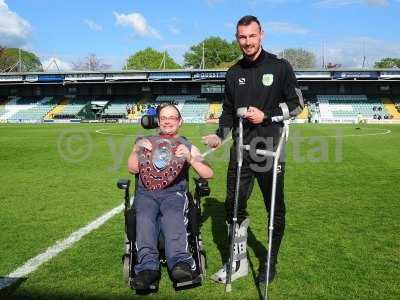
left=138, top=136, right=186, bottom=191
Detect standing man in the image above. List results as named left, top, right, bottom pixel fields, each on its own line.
left=203, top=15, right=303, bottom=284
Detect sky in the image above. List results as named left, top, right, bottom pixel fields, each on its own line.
left=0, top=0, right=399, bottom=71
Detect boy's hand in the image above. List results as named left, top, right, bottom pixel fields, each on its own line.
left=202, top=134, right=221, bottom=148
left=133, top=138, right=152, bottom=152
left=175, top=144, right=191, bottom=161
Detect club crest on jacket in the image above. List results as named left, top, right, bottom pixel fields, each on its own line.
left=262, top=74, right=273, bottom=86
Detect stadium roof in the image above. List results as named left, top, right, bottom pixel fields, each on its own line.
left=0, top=68, right=399, bottom=84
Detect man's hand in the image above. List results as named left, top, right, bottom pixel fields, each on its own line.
left=175, top=144, right=191, bottom=161
left=244, top=106, right=265, bottom=124
left=133, top=138, right=152, bottom=152
left=202, top=134, right=222, bottom=148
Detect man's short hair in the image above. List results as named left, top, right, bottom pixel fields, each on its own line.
left=237, top=15, right=261, bottom=31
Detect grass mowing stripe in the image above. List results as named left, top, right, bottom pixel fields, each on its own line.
left=0, top=134, right=230, bottom=291
left=0, top=204, right=124, bottom=290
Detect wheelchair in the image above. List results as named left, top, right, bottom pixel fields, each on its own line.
left=117, top=175, right=210, bottom=292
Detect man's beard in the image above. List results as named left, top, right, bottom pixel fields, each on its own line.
left=243, top=44, right=262, bottom=61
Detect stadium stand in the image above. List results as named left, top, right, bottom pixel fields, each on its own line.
left=393, top=98, right=400, bottom=114
left=181, top=99, right=210, bottom=123
left=52, top=98, right=89, bottom=119
left=1, top=91, right=399, bottom=124
left=45, top=98, right=69, bottom=119
left=382, top=98, right=400, bottom=119
left=136, top=95, right=211, bottom=122
left=0, top=98, right=8, bottom=105
left=208, top=102, right=222, bottom=120
left=389, top=98, right=400, bottom=115
left=296, top=104, right=309, bottom=120
left=130, top=97, right=145, bottom=119
left=130, top=97, right=159, bottom=119
left=318, top=95, right=389, bottom=122
left=0, top=99, right=8, bottom=117
left=155, top=95, right=200, bottom=103
left=101, top=97, right=141, bottom=119
left=1, top=97, right=59, bottom=122
left=0, top=68, right=399, bottom=124
left=0, top=97, right=19, bottom=121
left=102, top=98, right=129, bottom=118
left=306, top=102, right=320, bottom=123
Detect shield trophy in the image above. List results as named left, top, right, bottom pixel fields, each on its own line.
left=138, top=136, right=186, bottom=191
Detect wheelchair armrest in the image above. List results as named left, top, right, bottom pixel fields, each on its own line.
left=193, top=177, right=210, bottom=197
left=117, top=179, right=131, bottom=190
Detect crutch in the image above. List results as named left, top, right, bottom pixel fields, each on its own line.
left=225, top=107, right=247, bottom=293
left=242, top=112, right=290, bottom=300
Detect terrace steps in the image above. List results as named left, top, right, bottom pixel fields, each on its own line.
left=382, top=98, right=400, bottom=119
left=296, top=105, right=309, bottom=119
left=45, top=99, right=69, bottom=119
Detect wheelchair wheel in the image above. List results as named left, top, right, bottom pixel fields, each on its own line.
left=122, top=254, right=130, bottom=284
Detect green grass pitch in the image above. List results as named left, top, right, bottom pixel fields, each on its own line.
left=0, top=123, right=399, bottom=299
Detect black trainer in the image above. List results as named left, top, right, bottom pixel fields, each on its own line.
left=171, top=262, right=196, bottom=282
left=257, top=261, right=277, bottom=284
left=132, top=270, right=160, bottom=290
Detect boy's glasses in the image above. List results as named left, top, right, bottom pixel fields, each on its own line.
left=159, top=116, right=180, bottom=122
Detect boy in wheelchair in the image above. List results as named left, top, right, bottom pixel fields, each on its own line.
left=127, top=104, right=213, bottom=290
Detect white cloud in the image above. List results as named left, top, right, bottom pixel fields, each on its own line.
left=161, top=44, right=190, bottom=65
left=113, top=11, right=160, bottom=39
left=202, top=0, right=224, bottom=6
left=362, top=0, right=388, bottom=5
left=316, top=0, right=357, bottom=5
left=316, top=0, right=388, bottom=6
left=42, top=57, right=73, bottom=71
left=265, top=21, right=309, bottom=35
left=101, top=55, right=126, bottom=70
left=0, top=0, right=31, bottom=47
left=317, top=37, right=400, bottom=67
left=224, top=22, right=235, bottom=29
left=246, top=0, right=299, bottom=8
left=163, top=17, right=182, bottom=36
left=84, top=19, right=102, bottom=32
left=168, top=24, right=181, bottom=35
left=268, top=35, right=399, bottom=68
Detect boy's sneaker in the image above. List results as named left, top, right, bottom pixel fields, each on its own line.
left=132, top=270, right=160, bottom=290
left=171, top=262, right=197, bottom=282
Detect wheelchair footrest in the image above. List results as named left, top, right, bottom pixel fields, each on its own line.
left=173, top=274, right=202, bottom=288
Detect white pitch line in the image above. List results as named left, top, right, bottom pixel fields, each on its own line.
left=95, top=128, right=138, bottom=137
left=298, top=128, right=392, bottom=138
left=0, top=137, right=229, bottom=290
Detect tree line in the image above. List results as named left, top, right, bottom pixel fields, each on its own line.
left=1, top=39, right=399, bottom=72
left=0, top=47, right=42, bottom=72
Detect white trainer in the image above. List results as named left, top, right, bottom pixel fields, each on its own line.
left=211, top=258, right=248, bottom=283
